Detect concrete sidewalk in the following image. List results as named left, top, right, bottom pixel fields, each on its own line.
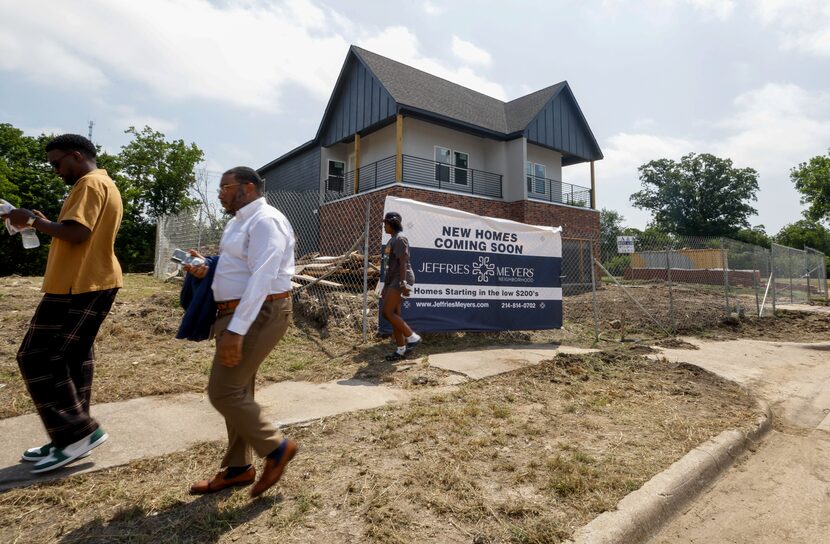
left=0, top=380, right=410, bottom=491
left=0, top=343, right=594, bottom=491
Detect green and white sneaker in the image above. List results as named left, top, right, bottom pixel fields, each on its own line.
left=30, top=428, right=108, bottom=474
left=21, top=443, right=91, bottom=463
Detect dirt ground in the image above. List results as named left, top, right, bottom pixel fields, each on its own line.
left=2, top=275, right=825, bottom=419
left=0, top=275, right=567, bottom=419
left=1, top=274, right=828, bottom=543
left=0, top=351, right=759, bottom=544
left=565, top=281, right=830, bottom=343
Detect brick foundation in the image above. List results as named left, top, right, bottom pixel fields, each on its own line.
left=624, top=268, right=761, bottom=288
left=319, top=185, right=600, bottom=254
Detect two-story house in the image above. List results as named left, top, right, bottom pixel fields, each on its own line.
left=259, top=46, right=603, bottom=288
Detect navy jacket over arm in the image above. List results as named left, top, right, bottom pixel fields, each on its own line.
left=176, top=256, right=219, bottom=341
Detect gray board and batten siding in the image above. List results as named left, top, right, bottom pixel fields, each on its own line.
left=260, top=145, right=321, bottom=256
left=320, top=53, right=397, bottom=147
left=524, top=85, right=603, bottom=166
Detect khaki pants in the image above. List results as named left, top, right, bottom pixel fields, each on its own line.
left=208, top=297, right=291, bottom=467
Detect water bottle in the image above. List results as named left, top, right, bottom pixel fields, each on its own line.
left=21, top=228, right=40, bottom=249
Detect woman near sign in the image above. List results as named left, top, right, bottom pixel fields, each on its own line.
left=381, top=211, right=421, bottom=361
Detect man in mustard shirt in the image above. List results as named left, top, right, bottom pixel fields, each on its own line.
left=1, top=134, right=123, bottom=474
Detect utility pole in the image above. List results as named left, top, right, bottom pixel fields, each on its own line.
left=88, top=120, right=95, bottom=142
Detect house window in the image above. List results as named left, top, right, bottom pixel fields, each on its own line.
left=435, top=146, right=469, bottom=185
left=435, top=146, right=451, bottom=183
left=526, top=161, right=546, bottom=194
left=327, top=160, right=345, bottom=192
left=454, top=151, right=469, bottom=186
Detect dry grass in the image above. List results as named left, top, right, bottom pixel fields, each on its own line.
left=2, top=275, right=826, bottom=419
left=0, top=350, right=759, bottom=543
left=0, top=275, right=572, bottom=419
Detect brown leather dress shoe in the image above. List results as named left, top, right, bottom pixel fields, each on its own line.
left=190, top=466, right=256, bottom=495
left=250, top=440, right=298, bottom=498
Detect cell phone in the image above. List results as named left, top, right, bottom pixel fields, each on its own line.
left=170, top=248, right=189, bottom=264
left=171, top=248, right=205, bottom=267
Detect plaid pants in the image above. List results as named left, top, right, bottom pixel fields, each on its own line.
left=17, top=289, right=118, bottom=448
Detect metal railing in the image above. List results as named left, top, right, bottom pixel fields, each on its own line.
left=401, top=155, right=502, bottom=198
left=527, top=176, right=592, bottom=208
left=323, top=154, right=504, bottom=201
left=324, top=156, right=396, bottom=202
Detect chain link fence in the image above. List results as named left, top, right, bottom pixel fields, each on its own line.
left=772, top=243, right=828, bottom=304
left=155, top=190, right=377, bottom=341
left=157, top=193, right=828, bottom=343
left=565, top=231, right=828, bottom=341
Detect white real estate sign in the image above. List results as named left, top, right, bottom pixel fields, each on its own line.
left=379, top=196, right=563, bottom=332
left=617, top=236, right=636, bottom=254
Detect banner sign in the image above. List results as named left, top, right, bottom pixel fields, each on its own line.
left=379, top=196, right=562, bottom=333
left=616, top=235, right=635, bottom=254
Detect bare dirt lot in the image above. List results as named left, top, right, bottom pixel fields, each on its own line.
left=2, top=275, right=825, bottom=419
left=1, top=274, right=828, bottom=543
left=566, top=281, right=830, bottom=343
left=0, top=275, right=565, bottom=419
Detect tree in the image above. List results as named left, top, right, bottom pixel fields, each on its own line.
left=0, top=123, right=204, bottom=275
left=732, top=225, right=772, bottom=248
left=0, top=124, right=67, bottom=275
left=119, top=126, right=203, bottom=218
left=599, top=208, right=625, bottom=261
left=776, top=220, right=830, bottom=254
left=790, top=149, right=830, bottom=223
left=776, top=219, right=830, bottom=275
left=113, top=126, right=205, bottom=271
left=630, top=153, right=759, bottom=236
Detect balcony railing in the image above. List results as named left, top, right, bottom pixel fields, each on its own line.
left=526, top=176, right=592, bottom=208
left=401, top=155, right=502, bottom=198
left=323, top=155, right=503, bottom=202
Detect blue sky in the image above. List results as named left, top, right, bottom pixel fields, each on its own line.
left=2, top=0, right=829, bottom=233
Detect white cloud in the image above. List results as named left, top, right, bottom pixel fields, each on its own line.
left=92, top=100, right=179, bottom=134
left=591, top=82, right=830, bottom=232
left=0, top=31, right=108, bottom=90
left=685, top=0, right=735, bottom=21
left=753, top=0, right=830, bottom=56
left=451, top=36, right=492, bottom=66
left=588, top=132, right=700, bottom=228
left=359, top=27, right=506, bottom=100
left=632, top=117, right=657, bottom=130
left=0, top=1, right=506, bottom=112
left=18, top=125, right=68, bottom=138
left=0, top=0, right=349, bottom=113
left=598, top=0, right=735, bottom=22
left=422, top=1, right=445, bottom=15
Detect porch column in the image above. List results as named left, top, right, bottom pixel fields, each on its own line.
left=354, top=133, right=361, bottom=193
left=590, top=160, right=596, bottom=209
left=395, top=113, right=403, bottom=182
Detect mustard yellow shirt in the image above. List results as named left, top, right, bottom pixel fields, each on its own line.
left=42, top=169, right=124, bottom=294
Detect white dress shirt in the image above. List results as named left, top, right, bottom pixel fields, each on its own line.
left=212, top=197, right=295, bottom=335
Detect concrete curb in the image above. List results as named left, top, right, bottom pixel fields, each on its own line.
left=567, top=399, right=772, bottom=544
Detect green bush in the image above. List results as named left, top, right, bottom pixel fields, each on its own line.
left=603, top=255, right=631, bottom=277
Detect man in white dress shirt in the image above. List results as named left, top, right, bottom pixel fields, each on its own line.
left=187, top=166, right=298, bottom=498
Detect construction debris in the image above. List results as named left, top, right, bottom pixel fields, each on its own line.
left=293, top=251, right=380, bottom=291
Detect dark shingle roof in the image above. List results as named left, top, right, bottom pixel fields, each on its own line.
left=504, top=83, right=564, bottom=133
left=353, top=46, right=560, bottom=135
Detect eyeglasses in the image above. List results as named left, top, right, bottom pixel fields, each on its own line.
left=49, top=152, right=73, bottom=170
left=216, top=182, right=251, bottom=195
